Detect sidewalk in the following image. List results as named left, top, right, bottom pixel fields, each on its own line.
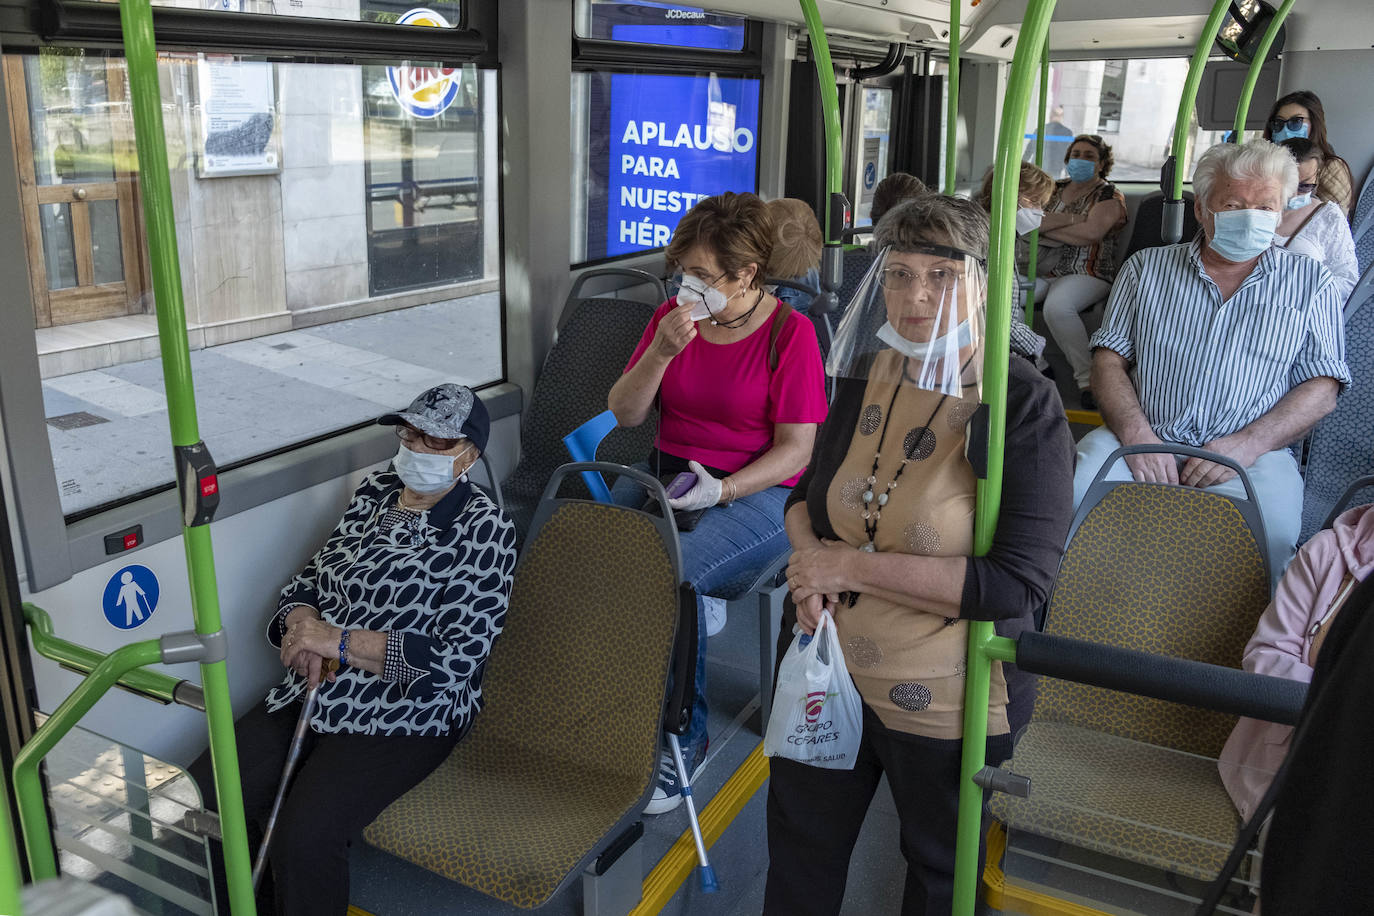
left=41, top=293, right=502, bottom=516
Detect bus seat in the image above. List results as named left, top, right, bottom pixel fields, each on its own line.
left=1352, top=166, right=1374, bottom=275
left=501, top=269, right=663, bottom=540
left=364, top=464, right=685, bottom=910
left=836, top=247, right=875, bottom=316
left=1123, top=191, right=1198, bottom=263
left=562, top=409, right=619, bottom=502
left=1299, top=275, right=1374, bottom=543
left=988, top=467, right=1270, bottom=905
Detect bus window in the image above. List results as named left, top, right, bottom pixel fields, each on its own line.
left=1022, top=58, right=1229, bottom=182
left=10, top=49, right=502, bottom=518
left=573, top=0, right=748, bottom=51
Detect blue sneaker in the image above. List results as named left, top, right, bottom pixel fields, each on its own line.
left=643, top=738, right=708, bottom=815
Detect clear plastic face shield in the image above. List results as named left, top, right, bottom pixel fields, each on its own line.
left=827, top=244, right=987, bottom=399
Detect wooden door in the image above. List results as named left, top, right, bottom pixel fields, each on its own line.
left=6, top=55, right=146, bottom=329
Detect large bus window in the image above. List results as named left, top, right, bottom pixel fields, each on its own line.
left=11, top=49, right=501, bottom=517
left=1023, top=58, right=1228, bottom=182
left=573, top=0, right=747, bottom=51
left=570, top=70, right=761, bottom=264
left=87, top=0, right=463, bottom=28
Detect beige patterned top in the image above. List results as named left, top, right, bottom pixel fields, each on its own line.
left=824, top=354, right=1008, bottom=739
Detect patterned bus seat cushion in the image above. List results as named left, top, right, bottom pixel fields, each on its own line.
left=364, top=502, right=679, bottom=907
left=1300, top=291, right=1374, bottom=543
left=1040, top=484, right=1268, bottom=758
left=988, top=721, right=1240, bottom=882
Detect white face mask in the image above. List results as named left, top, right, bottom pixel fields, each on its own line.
left=877, top=318, right=974, bottom=360
left=1015, top=207, right=1044, bottom=236
left=676, top=275, right=728, bottom=321
left=393, top=443, right=471, bottom=495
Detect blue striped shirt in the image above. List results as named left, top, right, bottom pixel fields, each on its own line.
left=1090, top=239, right=1349, bottom=447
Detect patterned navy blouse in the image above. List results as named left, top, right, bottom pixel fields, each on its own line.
left=265, top=470, right=517, bottom=737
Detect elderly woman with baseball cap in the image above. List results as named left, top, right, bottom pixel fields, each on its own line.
left=188, top=383, right=517, bottom=916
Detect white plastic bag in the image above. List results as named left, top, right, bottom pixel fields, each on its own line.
left=763, top=610, right=863, bottom=769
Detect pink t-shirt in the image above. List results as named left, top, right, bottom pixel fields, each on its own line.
left=625, top=298, right=828, bottom=487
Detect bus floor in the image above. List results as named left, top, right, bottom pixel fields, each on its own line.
left=345, top=593, right=934, bottom=916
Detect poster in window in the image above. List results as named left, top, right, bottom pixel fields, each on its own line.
left=196, top=57, right=280, bottom=177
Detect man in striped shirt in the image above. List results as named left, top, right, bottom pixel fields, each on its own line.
left=1076, top=141, right=1350, bottom=578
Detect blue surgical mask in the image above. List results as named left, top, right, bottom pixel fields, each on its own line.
left=393, top=443, right=471, bottom=495
left=1286, top=192, right=1312, bottom=210
left=1208, top=208, right=1279, bottom=262
left=1065, top=158, right=1097, bottom=183
left=1271, top=122, right=1310, bottom=143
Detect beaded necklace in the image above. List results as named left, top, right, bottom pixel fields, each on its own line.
left=859, top=384, right=949, bottom=553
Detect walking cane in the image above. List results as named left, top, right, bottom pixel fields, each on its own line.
left=253, top=658, right=337, bottom=889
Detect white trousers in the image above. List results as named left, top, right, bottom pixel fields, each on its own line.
left=1073, top=426, right=1301, bottom=585
left=1036, top=275, right=1112, bottom=390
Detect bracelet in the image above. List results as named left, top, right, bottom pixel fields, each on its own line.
left=338, top=629, right=351, bottom=667
left=722, top=477, right=738, bottom=506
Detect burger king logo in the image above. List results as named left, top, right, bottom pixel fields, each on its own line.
left=387, top=9, right=461, bottom=119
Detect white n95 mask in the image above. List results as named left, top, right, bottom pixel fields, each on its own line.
left=1015, top=207, right=1044, bottom=236
left=676, top=275, right=727, bottom=321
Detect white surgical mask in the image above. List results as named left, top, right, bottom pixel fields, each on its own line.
left=393, top=443, right=472, bottom=495
left=1015, top=207, right=1044, bottom=236
left=877, top=318, right=974, bottom=360
left=676, top=275, right=728, bottom=321
left=1208, top=208, right=1280, bottom=263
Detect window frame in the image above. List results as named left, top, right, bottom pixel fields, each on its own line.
left=0, top=1, right=510, bottom=590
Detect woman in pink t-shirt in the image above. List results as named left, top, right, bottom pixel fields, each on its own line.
left=608, top=192, right=829, bottom=814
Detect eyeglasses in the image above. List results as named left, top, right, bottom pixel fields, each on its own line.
left=396, top=426, right=461, bottom=451
left=1269, top=115, right=1308, bottom=133
left=671, top=271, right=728, bottom=294
left=879, top=266, right=963, bottom=293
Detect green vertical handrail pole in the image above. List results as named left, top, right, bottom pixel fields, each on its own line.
left=1025, top=44, right=1050, bottom=328
left=1168, top=0, right=1234, bottom=222
left=0, top=770, right=22, bottom=916
left=799, top=0, right=842, bottom=241
left=951, top=0, right=1057, bottom=909
left=944, top=0, right=961, bottom=194
left=116, top=1, right=257, bottom=913
left=1232, top=0, right=1297, bottom=140
left=12, top=640, right=164, bottom=879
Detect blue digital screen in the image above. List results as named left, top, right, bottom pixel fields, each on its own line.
left=602, top=72, right=760, bottom=258
left=610, top=23, right=747, bottom=50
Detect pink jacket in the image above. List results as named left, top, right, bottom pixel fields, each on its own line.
left=1218, top=504, right=1374, bottom=820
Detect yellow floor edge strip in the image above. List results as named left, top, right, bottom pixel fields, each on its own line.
left=629, top=741, right=771, bottom=915
left=346, top=906, right=376, bottom=916
left=1063, top=409, right=1104, bottom=427
left=983, top=822, right=1113, bottom=916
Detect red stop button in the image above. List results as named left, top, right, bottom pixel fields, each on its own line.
left=123, top=532, right=139, bottom=550
left=199, top=476, right=219, bottom=498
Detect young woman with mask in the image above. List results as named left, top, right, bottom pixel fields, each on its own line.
left=1263, top=90, right=1354, bottom=217
left=188, top=383, right=517, bottom=916
left=608, top=191, right=828, bottom=815
left=1033, top=134, right=1128, bottom=410
left=1276, top=138, right=1358, bottom=302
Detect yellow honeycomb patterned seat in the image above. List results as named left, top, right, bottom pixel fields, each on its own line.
left=989, top=479, right=1269, bottom=889
left=364, top=496, right=680, bottom=908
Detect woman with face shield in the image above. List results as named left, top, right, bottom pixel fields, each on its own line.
left=608, top=192, right=829, bottom=815
left=763, top=196, right=1075, bottom=916
left=187, top=383, right=517, bottom=915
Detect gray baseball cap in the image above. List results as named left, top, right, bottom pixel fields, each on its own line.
left=377, top=383, right=489, bottom=452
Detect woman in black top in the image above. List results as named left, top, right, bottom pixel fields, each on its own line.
left=190, top=383, right=516, bottom=916
left=764, top=195, right=1075, bottom=916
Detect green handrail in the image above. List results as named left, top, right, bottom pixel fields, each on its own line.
left=116, top=0, right=257, bottom=912
left=944, top=0, right=961, bottom=194
left=1170, top=0, right=1234, bottom=203
left=0, top=774, right=22, bottom=916
left=799, top=0, right=843, bottom=241
left=23, top=603, right=193, bottom=706
left=1231, top=0, right=1297, bottom=140
left=1025, top=46, right=1050, bottom=328
left=13, top=639, right=165, bottom=879
left=951, top=0, right=1057, bottom=908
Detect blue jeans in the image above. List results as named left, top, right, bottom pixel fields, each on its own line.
left=612, top=464, right=790, bottom=750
